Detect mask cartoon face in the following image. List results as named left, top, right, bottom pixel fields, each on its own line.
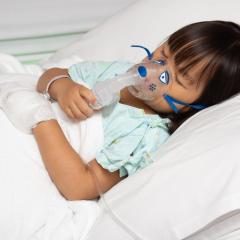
left=127, top=60, right=173, bottom=101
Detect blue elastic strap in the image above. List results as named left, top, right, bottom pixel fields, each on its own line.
left=130, top=45, right=153, bottom=60
left=163, top=94, right=207, bottom=114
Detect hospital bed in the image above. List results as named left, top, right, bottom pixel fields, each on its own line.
left=0, top=0, right=240, bottom=239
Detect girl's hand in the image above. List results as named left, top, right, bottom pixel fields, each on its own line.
left=54, top=80, right=97, bottom=121
left=0, top=80, right=56, bottom=134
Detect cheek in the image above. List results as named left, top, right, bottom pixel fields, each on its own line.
left=147, top=86, right=202, bottom=113
left=144, top=96, right=173, bottom=113
left=168, top=85, right=202, bottom=103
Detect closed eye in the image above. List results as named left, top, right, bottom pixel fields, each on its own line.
left=175, top=75, right=188, bottom=89
left=161, top=48, right=188, bottom=89
left=161, top=49, right=168, bottom=59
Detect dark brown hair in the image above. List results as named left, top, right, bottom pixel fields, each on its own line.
left=160, top=20, right=240, bottom=134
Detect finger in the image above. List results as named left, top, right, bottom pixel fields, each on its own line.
left=70, top=102, right=88, bottom=120
left=65, top=107, right=78, bottom=121
left=73, top=96, right=94, bottom=117
left=78, top=87, right=96, bottom=104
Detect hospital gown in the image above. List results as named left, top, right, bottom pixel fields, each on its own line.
left=68, top=61, right=171, bottom=177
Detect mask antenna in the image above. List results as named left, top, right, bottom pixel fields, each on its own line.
left=130, top=45, right=153, bottom=60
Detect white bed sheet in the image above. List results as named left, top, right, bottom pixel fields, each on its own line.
left=1, top=0, right=240, bottom=237
left=0, top=54, right=104, bottom=240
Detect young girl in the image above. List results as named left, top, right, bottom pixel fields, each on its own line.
left=1, top=20, right=240, bottom=201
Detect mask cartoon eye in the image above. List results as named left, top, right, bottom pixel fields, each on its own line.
left=159, top=71, right=169, bottom=85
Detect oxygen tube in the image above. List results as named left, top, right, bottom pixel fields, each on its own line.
left=86, top=162, right=145, bottom=240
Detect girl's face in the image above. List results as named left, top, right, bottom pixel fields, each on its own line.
left=138, top=43, right=207, bottom=113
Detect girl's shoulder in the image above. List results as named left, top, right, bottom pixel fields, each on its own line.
left=102, top=102, right=171, bottom=142
left=96, top=102, right=171, bottom=177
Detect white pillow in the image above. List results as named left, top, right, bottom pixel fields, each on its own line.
left=85, top=94, right=240, bottom=240
left=41, top=0, right=240, bottom=239
left=41, top=0, right=239, bottom=66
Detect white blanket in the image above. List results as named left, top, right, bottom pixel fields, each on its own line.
left=0, top=53, right=104, bottom=240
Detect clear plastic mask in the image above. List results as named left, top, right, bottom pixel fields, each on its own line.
left=128, top=44, right=207, bottom=113
left=127, top=60, right=172, bottom=102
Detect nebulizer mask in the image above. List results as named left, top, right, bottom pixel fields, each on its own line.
left=86, top=45, right=207, bottom=240
left=91, top=44, right=207, bottom=113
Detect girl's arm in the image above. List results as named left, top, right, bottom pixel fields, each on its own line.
left=33, top=119, right=124, bottom=200
left=35, top=68, right=125, bottom=200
